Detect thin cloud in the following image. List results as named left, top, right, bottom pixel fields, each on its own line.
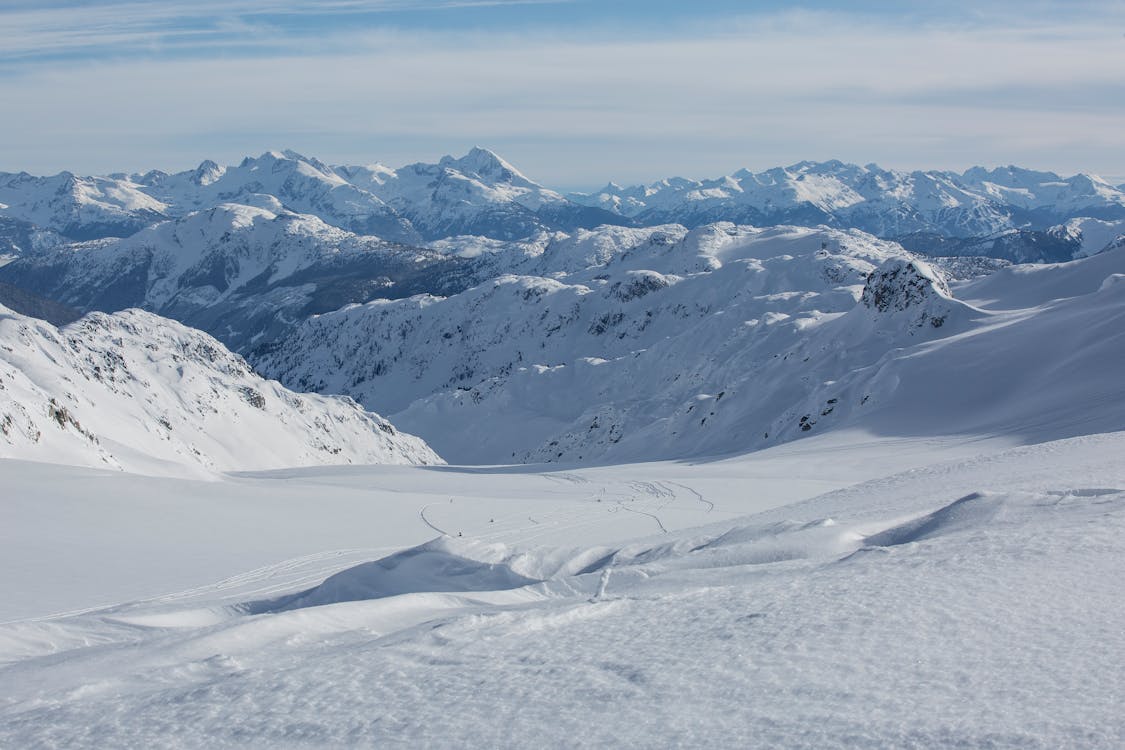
left=0, top=0, right=566, bottom=59
left=1, top=8, right=1123, bottom=184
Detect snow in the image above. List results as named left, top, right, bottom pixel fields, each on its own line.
left=262, top=230, right=1125, bottom=466
left=3, top=150, right=1125, bottom=747
left=1053, top=216, right=1125, bottom=257
left=5, top=153, right=1124, bottom=253
left=2, top=429, right=1124, bottom=747
left=0, top=305, right=439, bottom=475
left=571, top=160, right=1125, bottom=239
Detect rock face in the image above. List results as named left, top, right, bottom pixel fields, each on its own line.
left=0, top=305, right=441, bottom=475
left=861, top=258, right=953, bottom=327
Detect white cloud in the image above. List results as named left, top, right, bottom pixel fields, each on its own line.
left=1, top=9, right=1123, bottom=184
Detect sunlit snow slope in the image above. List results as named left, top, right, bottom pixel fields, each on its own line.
left=0, top=305, right=440, bottom=474
left=263, top=228, right=1125, bottom=463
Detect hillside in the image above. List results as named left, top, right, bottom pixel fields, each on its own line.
left=0, top=305, right=440, bottom=475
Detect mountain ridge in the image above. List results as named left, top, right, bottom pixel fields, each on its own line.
left=0, top=303, right=441, bottom=475
left=4, top=150, right=1123, bottom=250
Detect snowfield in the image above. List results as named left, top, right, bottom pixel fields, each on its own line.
left=2, top=430, right=1124, bottom=747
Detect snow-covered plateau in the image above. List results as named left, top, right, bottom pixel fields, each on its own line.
left=2, top=149, right=1125, bottom=747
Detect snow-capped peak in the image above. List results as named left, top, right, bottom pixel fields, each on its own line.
left=191, top=159, right=224, bottom=186
left=439, top=146, right=529, bottom=184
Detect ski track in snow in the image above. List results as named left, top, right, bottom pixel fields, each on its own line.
left=666, top=480, right=715, bottom=513
left=419, top=502, right=451, bottom=537
left=617, top=498, right=669, bottom=534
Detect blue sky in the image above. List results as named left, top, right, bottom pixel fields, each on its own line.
left=2, top=0, right=1123, bottom=188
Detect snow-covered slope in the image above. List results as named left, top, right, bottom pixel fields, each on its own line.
left=262, top=226, right=1125, bottom=464
left=0, top=171, right=166, bottom=240
left=0, top=305, right=440, bottom=474
left=1049, top=216, right=1125, bottom=258
left=258, top=224, right=909, bottom=462
left=572, top=160, right=1125, bottom=242
left=0, top=203, right=474, bottom=350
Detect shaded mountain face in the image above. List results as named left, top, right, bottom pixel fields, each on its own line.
left=0, top=204, right=482, bottom=352
left=0, top=304, right=441, bottom=474
left=0, top=281, right=81, bottom=326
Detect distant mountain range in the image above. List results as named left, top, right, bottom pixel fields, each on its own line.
left=571, top=161, right=1125, bottom=241
left=0, top=148, right=625, bottom=249
left=2, top=149, right=1122, bottom=255
left=1, top=149, right=1122, bottom=353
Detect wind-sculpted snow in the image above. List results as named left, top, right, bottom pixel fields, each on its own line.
left=0, top=305, right=440, bottom=474
left=247, top=538, right=541, bottom=614
left=3, top=432, right=1125, bottom=748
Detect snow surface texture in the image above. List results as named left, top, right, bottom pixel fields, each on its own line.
left=2, top=431, right=1124, bottom=747
left=0, top=304, right=439, bottom=475
left=262, top=228, right=1125, bottom=464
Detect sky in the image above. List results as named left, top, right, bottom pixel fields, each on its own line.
left=1, top=0, right=1124, bottom=189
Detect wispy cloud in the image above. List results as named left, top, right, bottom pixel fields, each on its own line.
left=0, top=0, right=564, bottom=60
left=1, top=4, right=1123, bottom=185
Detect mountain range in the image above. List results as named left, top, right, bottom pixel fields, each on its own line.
left=1, top=148, right=1124, bottom=469
left=259, top=226, right=1125, bottom=464
left=2, top=149, right=1123, bottom=256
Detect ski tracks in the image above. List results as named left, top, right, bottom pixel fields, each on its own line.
left=666, top=481, right=714, bottom=513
